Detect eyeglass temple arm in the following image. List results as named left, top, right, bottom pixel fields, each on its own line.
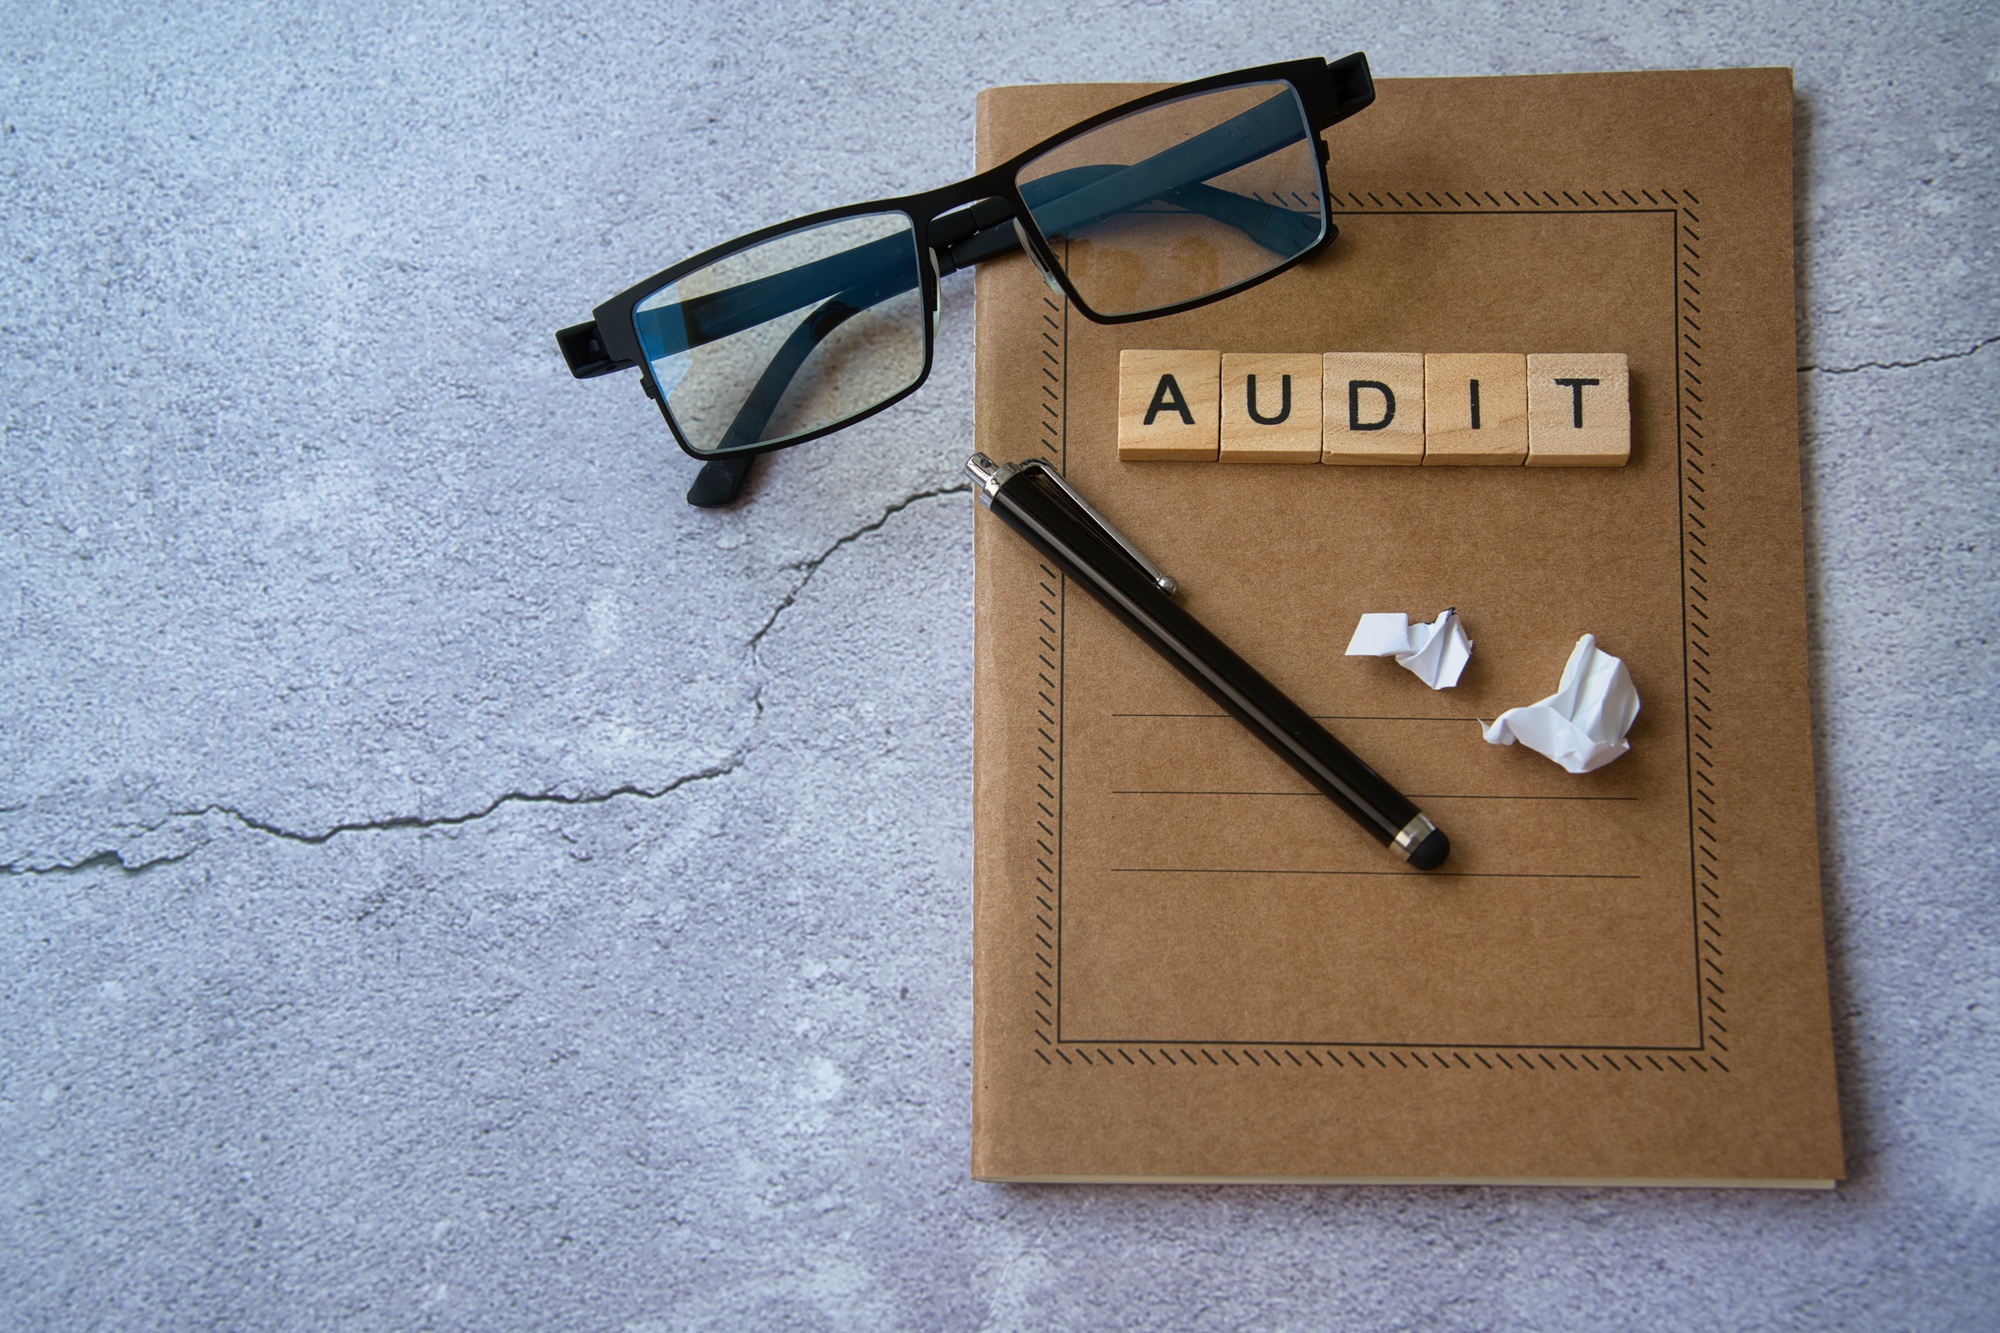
left=686, top=285, right=884, bottom=508
left=931, top=184, right=1319, bottom=287
left=558, top=236, right=906, bottom=379
left=1008, top=98, right=1316, bottom=260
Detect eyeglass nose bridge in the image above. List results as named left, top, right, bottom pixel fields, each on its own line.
left=928, top=195, right=1025, bottom=278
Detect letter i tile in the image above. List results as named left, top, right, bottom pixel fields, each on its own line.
left=1422, top=353, right=1528, bottom=465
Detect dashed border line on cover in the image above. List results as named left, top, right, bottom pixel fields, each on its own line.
left=1673, top=192, right=1729, bottom=1062
left=1027, top=188, right=1726, bottom=1073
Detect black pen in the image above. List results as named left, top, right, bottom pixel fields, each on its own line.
left=967, top=453, right=1450, bottom=870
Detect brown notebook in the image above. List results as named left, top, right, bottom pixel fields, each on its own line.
left=969, top=69, right=1844, bottom=1185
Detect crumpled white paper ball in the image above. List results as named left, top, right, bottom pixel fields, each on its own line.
left=1481, top=633, right=1641, bottom=773
left=1345, top=608, right=1473, bottom=690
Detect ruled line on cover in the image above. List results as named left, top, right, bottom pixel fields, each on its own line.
left=1110, top=790, right=1639, bottom=802
left=1111, top=711, right=1477, bottom=722
left=1109, top=867, right=1642, bottom=880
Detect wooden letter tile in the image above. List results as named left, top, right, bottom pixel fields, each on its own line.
left=1527, top=352, right=1631, bottom=466
left=1422, top=353, right=1528, bottom=465
left=1118, top=350, right=1220, bottom=461
left=1322, top=352, right=1424, bottom=465
left=1220, top=353, right=1323, bottom=463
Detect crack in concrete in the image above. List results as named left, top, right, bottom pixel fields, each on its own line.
left=183, top=760, right=744, bottom=846
left=745, top=483, right=973, bottom=717
left=1799, top=334, right=1997, bottom=375
left=0, top=762, right=743, bottom=876
left=746, top=483, right=974, bottom=657
left=0, top=846, right=199, bottom=878
left=3, top=481, right=972, bottom=877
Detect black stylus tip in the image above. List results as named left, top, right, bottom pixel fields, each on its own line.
left=1407, top=827, right=1450, bottom=871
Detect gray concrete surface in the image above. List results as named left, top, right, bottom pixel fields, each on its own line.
left=3, top=1, right=1996, bottom=1327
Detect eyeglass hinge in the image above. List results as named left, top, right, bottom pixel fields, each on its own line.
left=556, top=320, right=634, bottom=379
left=1318, top=52, right=1377, bottom=127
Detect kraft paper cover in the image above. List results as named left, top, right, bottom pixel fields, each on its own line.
left=970, top=69, right=1842, bottom=1184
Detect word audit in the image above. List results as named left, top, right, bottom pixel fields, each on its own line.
left=1117, top=350, right=1631, bottom=467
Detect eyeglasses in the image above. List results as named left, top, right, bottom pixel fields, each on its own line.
left=556, top=55, right=1375, bottom=507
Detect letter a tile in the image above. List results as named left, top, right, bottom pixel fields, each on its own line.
left=1220, top=353, right=1323, bottom=463
left=1118, top=350, right=1220, bottom=461
left=1323, top=352, right=1424, bottom=465
left=1527, top=353, right=1631, bottom=466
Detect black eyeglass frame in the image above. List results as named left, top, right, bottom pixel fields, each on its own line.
left=557, top=54, right=1374, bottom=475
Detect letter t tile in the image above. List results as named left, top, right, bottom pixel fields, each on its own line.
left=1527, top=352, right=1631, bottom=466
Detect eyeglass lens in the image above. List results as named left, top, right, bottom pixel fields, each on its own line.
left=633, top=211, right=929, bottom=456
left=1015, top=81, right=1325, bottom=318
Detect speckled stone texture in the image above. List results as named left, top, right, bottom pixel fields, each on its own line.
left=2, top=2, right=1995, bottom=1328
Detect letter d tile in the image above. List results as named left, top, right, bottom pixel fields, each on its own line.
left=1323, top=352, right=1425, bottom=465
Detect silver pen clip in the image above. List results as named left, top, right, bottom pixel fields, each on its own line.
left=964, top=453, right=1176, bottom=596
